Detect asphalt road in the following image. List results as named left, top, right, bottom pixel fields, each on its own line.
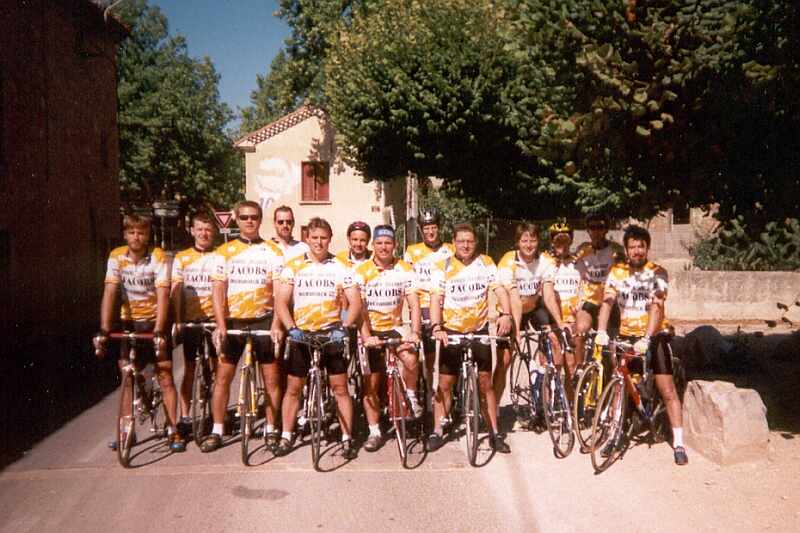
left=1, top=352, right=798, bottom=533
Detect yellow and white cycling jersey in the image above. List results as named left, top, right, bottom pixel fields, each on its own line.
left=336, top=249, right=373, bottom=272
left=431, top=254, right=499, bottom=333
left=270, top=237, right=309, bottom=264
left=280, top=253, right=355, bottom=331
left=575, top=241, right=625, bottom=305
left=497, top=250, right=556, bottom=297
left=172, top=247, right=216, bottom=321
left=403, top=242, right=455, bottom=309
left=605, top=261, right=669, bottom=337
left=544, top=251, right=581, bottom=323
left=355, top=258, right=417, bottom=332
left=105, top=246, right=169, bottom=321
left=212, top=238, right=284, bottom=320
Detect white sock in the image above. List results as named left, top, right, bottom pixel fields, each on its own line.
left=266, top=424, right=275, bottom=434
left=281, top=431, right=292, bottom=441
left=342, top=433, right=351, bottom=443
left=672, top=427, right=684, bottom=448
left=369, top=424, right=381, bottom=437
left=212, top=423, right=224, bottom=436
left=167, top=426, right=175, bottom=436
left=407, top=390, right=417, bottom=401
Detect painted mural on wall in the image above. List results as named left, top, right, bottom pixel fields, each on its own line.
left=253, top=158, right=300, bottom=212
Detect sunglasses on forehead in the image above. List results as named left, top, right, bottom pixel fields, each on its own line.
left=238, top=214, right=260, bottom=221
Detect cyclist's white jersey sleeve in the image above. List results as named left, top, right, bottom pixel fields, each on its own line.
left=280, top=253, right=355, bottom=331
left=172, top=247, right=216, bottom=321
left=105, top=246, right=169, bottom=321
left=497, top=250, right=555, bottom=297
left=604, top=261, right=670, bottom=337
left=431, top=254, right=498, bottom=333
left=271, top=237, right=310, bottom=264
left=355, top=258, right=417, bottom=332
left=403, top=242, right=455, bottom=309
left=212, top=239, right=284, bottom=319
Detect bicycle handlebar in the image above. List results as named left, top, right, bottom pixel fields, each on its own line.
left=439, top=333, right=509, bottom=346
left=225, top=329, right=273, bottom=337
left=109, top=332, right=155, bottom=341
left=180, top=322, right=217, bottom=330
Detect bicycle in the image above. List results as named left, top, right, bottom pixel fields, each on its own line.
left=285, top=332, right=350, bottom=471
left=179, top=322, right=216, bottom=447
left=226, top=328, right=273, bottom=465
left=589, top=337, right=686, bottom=474
left=508, top=328, right=545, bottom=429
left=531, top=326, right=576, bottom=458
left=437, top=333, right=508, bottom=466
left=106, top=331, right=167, bottom=468
left=572, top=330, right=605, bottom=453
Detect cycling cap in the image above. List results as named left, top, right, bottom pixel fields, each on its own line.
left=373, top=225, right=396, bottom=240
left=419, top=208, right=440, bottom=226
left=548, top=219, right=572, bottom=236
left=347, top=221, right=371, bottom=238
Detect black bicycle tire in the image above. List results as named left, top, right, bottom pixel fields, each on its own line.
left=464, top=365, right=480, bottom=466
left=390, top=373, right=409, bottom=466
left=509, top=352, right=532, bottom=422
left=191, top=358, right=209, bottom=446
left=309, top=371, right=324, bottom=470
left=117, top=371, right=136, bottom=468
left=590, top=376, right=627, bottom=473
left=573, top=362, right=601, bottom=452
left=542, top=368, right=575, bottom=458
left=240, top=366, right=254, bottom=465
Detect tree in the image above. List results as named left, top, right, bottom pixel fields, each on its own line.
left=117, top=0, right=241, bottom=210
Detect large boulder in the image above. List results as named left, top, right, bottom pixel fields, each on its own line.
left=683, top=380, right=769, bottom=465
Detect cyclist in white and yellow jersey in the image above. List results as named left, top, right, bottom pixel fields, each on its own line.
left=495, top=222, right=560, bottom=405
left=95, top=214, right=184, bottom=452
left=355, top=225, right=422, bottom=452
left=270, top=205, right=309, bottom=262
left=336, top=221, right=373, bottom=269
left=203, top=201, right=285, bottom=453
left=274, top=217, right=362, bottom=459
left=428, top=222, right=513, bottom=454
left=595, top=225, right=688, bottom=466
left=543, top=221, right=582, bottom=380
left=170, top=211, right=217, bottom=438
left=573, top=214, right=624, bottom=364
left=403, top=209, right=455, bottom=370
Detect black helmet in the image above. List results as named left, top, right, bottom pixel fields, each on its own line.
left=419, top=208, right=440, bottom=226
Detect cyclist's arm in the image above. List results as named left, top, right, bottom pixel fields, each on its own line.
left=645, top=298, right=664, bottom=338
left=274, top=280, right=295, bottom=329
left=100, top=282, right=118, bottom=333
left=155, top=286, right=169, bottom=334
left=543, top=281, right=563, bottom=328
left=508, top=286, right=523, bottom=334
left=597, top=294, right=615, bottom=332
left=170, top=282, right=184, bottom=324
left=406, top=290, right=422, bottom=338
left=212, top=279, right=227, bottom=330
left=342, top=285, right=362, bottom=330
left=493, top=285, right=513, bottom=336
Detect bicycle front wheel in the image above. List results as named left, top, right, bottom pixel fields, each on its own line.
left=388, top=373, right=408, bottom=466
left=463, top=366, right=480, bottom=466
left=590, top=376, right=627, bottom=473
left=573, top=361, right=602, bottom=453
left=117, top=370, right=136, bottom=468
left=308, top=371, right=325, bottom=471
left=239, top=366, right=256, bottom=465
left=191, top=357, right=212, bottom=447
left=541, top=367, right=575, bottom=458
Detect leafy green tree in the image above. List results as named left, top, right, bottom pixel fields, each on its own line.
left=117, top=0, right=240, bottom=209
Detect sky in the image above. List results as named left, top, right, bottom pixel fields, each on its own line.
left=151, top=0, right=291, bottom=124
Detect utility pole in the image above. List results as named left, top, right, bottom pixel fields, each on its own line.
left=405, top=172, right=418, bottom=247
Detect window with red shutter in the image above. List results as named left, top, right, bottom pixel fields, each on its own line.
left=301, top=161, right=330, bottom=202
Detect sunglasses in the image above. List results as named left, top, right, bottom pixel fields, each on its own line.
left=238, top=214, right=260, bottom=221
left=275, top=219, right=294, bottom=226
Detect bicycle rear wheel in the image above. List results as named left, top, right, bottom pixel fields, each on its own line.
left=590, top=376, right=627, bottom=473
left=388, top=373, right=408, bottom=466
left=191, top=356, right=212, bottom=447
left=573, top=361, right=602, bottom=452
left=541, top=367, right=575, bottom=458
left=117, top=371, right=136, bottom=468
left=239, top=366, right=256, bottom=465
left=463, top=366, right=480, bottom=466
left=308, top=371, right=325, bottom=470
left=509, top=353, right=532, bottom=423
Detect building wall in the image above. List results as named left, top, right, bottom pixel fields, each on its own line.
left=244, top=115, right=403, bottom=254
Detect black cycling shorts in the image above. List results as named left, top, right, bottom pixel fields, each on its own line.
left=521, top=304, right=556, bottom=331
left=421, top=307, right=436, bottom=360
left=285, top=329, right=349, bottom=378
left=117, top=320, right=172, bottom=363
left=619, top=333, right=673, bottom=375
left=438, top=326, right=507, bottom=376
left=182, top=323, right=217, bottom=363
left=581, top=301, right=621, bottom=332
left=222, top=316, right=275, bottom=365
left=364, top=330, right=406, bottom=374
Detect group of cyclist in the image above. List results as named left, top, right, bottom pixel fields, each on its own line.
left=94, top=200, right=688, bottom=466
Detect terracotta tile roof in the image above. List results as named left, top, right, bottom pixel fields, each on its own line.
left=234, top=105, right=327, bottom=151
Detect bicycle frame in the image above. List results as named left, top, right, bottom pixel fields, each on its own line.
left=180, top=322, right=216, bottom=446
